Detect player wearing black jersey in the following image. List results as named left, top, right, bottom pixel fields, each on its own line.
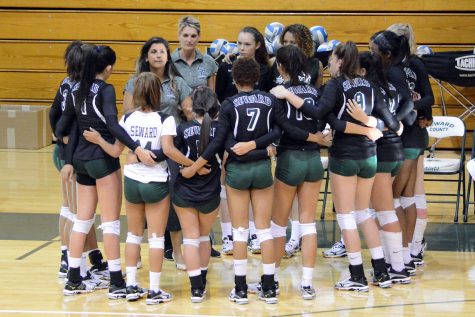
left=388, top=24, right=434, bottom=268
left=172, top=86, right=222, bottom=303
left=49, top=41, right=82, bottom=277
left=50, top=41, right=109, bottom=284
left=348, top=49, right=412, bottom=283
left=305, top=42, right=400, bottom=291
left=57, top=45, right=156, bottom=298
left=183, top=58, right=281, bottom=304
left=216, top=27, right=272, bottom=102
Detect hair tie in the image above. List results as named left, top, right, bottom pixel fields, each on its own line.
left=95, top=46, right=102, bottom=53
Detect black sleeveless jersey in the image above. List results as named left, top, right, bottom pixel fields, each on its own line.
left=174, top=120, right=221, bottom=203
left=319, top=76, right=400, bottom=160
left=270, top=57, right=320, bottom=88
left=202, top=90, right=281, bottom=164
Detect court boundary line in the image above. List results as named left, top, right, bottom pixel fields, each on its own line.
left=273, top=298, right=475, bottom=316
left=16, top=239, right=58, bottom=260
left=0, top=310, right=230, bottom=317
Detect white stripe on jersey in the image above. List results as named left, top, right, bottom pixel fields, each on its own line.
left=337, top=92, right=347, bottom=120
left=92, top=95, right=107, bottom=124
left=266, top=109, right=271, bottom=132
left=233, top=107, right=239, bottom=138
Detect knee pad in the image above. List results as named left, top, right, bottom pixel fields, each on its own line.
left=355, top=209, right=372, bottom=224
left=256, top=228, right=273, bottom=244
left=271, top=221, right=287, bottom=238
left=60, top=207, right=70, bottom=219
left=66, top=210, right=76, bottom=222
left=376, top=210, right=399, bottom=227
left=199, top=236, right=210, bottom=243
left=99, top=220, right=120, bottom=236
left=400, top=196, right=415, bottom=209
left=414, top=194, right=427, bottom=210
left=393, top=198, right=401, bottom=209
left=183, top=238, right=200, bottom=248
left=336, top=212, right=357, bottom=230
left=72, top=217, right=95, bottom=234
left=367, top=208, right=377, bottom=220
left=126, top=232, right=143, bottom=245
left=149, top=236, right=165, bottom=249
left=220, top=185, right=227, bottom=200
left=232, top=227, right=249, bottom=243
left=299, top=222, right=317, bottom=237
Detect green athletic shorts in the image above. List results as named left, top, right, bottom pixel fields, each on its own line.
left=404, top=148, right=423, bottom=160
left=52, top=144, right=65, bottom=172
left=225, top=159, right=273, bottom=190
left=124, top=176, right=169, bottom=204
left=275, top=150, right=324, bottom=186
left=376, top=161, right=403, bottom=177
left=172, top=192, right=220, bottom=214
left=73, top=157, right=120, bottom=186
left=329, top=156, right=377, bottom=179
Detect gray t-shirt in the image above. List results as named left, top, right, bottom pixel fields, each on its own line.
left=171, top=48, right=218, bottom=89
left=124, top=75, right=192, bottom=122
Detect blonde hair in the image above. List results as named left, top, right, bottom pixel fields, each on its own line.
left=387, top=23, right=417, bottom=55
left=178, top=16, right=200, bottom=35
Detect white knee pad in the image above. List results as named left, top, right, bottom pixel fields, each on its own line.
left=67, top=210, right=76, bottom=222
left=299, top=222, right=317, bottom=237
left=220, top=185, right=227, bottom=200
left=199, top=236, right=210, bottom=243
left=183, top=238, right=200, bottom=248
left=60, top=207, right=70, bottom=219
left=376, top=210, right=399, bottom=227
left=149, top=236, right=165, bottom=249
left=232, top=227, right=249, bottom=243
left=72, top=217, right=95, bottom=234
left=99, top=220, right=120, bottom=236
left=414, top=194, right=427, bottom=209
left=336, top=212, right=357, bottom=230
left=355, top=209, right=372, bottom=224
left=271, top=221, right=287, bottom=238
left=126, top=232, right=143, bottom=245
left=400, top=196, right=415, bottom=209
left=256, top=228, right=273, bottom=244
left=367, top=208, right=377, bottom=220
left=393, top=198, right=401, bottom=209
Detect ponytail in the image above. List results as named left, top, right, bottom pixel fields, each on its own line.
left=275, top=45, right=307, bottom=85
left=78, top=45, right=116, bottom=110
left=191, top=86, right=220, bottom=155
left=64, top=40, right=83, bottom=81
left=333, top=41, right=359, bottom=79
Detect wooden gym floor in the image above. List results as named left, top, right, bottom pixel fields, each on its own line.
left=0, top=146, right=475, bottom=317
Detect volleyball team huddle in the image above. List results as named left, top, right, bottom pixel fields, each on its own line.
left=50, top=15, right=433, bottom=305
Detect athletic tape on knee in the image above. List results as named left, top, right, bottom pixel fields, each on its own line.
left=376, top=210, right=399, bottom=227
left=336, top=212, right=357, bottom=230
left=99, top=220, right=120, bottom=236
left=72, top=217, right=95, bottom=234
left=183, top=238, right=200, bottom=248
left=299, top=223, right=317, bottom=237
left=400, top=196, right=415, bottom=209
left=271, top=221, right=287, bottom=238
left=199, top=235, right=210, bottom=242
left=355, top=209, right=372, bottom=224
left=148, top=236, right=164, bottom=249
left=126, top=232, right=143, bottom=245
left=232, top=227, right=249, bottom=243
left=414, top=194, right=427, bottom=210
left=393, top=198, right=401, bottom=209
left=256, top=228, right=273, bottom=244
